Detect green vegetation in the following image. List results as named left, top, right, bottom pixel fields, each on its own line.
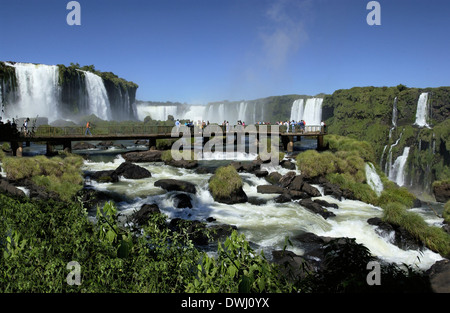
left=209, top=165, right=243, bottom=199
left=443, top=200, right=450, bottom=224
left=296, top=134, right=450, bottom=257
left=2, top=153, right=84, bottom=201
left=57, top=63, right=138, bottom=90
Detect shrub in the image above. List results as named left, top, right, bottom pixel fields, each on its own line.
left=444, top=200, right=450, bottom=224
left=209, top=165, right=243, bottom=199
left=296, top=150, right=337, bottom=178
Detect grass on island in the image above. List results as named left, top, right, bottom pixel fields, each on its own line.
left=2, top=152, right=84, bottom=201
left=209, top=165, right=243, bottom=199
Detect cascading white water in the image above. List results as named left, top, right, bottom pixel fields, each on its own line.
left=303, top=98, right=323, bottom=125
left=384, top=131, right=403, bottom=177
left=83, top=71, right=112, bottom=120
left=181, top=105, right=207, bottom=123
left=81, top=153, right=443, bottom=270
left=288, top=98, right=323, bottom=125
left=136, top=105, right=178, bottom=121
left=365, top=162, right=384, bottom=196
left=392, top=97, right=398, bottom=128
left=290, top=99, right=304, bottom=122
left=6, top=62, right=60, bottom=122
left=414, top=93, right=429, bottom=128
left=389, top=147, right=410, bottom=187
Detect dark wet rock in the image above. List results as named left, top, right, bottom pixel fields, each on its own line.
left=265, top=172, right=282, bottom=185
left=426, top=259, right=450, bottom=293
left=301, top=182, right=321, bottom=197
left=122, top=150, right=162, bottom=162
left=208, top=224, right=238, bottom=241
left=173, top=193, right=193, bottom=208
left=155, top=179, right=197, bottom=194
left=0, top=178, right=26, bottom=198
left=278, top=172, right=296, bottom=188
left=165, top=159, right=198, bottom=169
left=195, top=166, right=215, bottom=174
left=114, top=162, right=152, bottom=179
left=257, top=185, right=285, bottom=194
left=299, top=199, right=336, bottom=219
left=132, top=203, right=161, bottom=226
left=231, top=161, right=260, bottom=173
left=274, top=192, right=292, bottom=203
left=89, top=170, right=119, bottom=183
left=280, top=160, right=296, bottom=170
left=287, top=175, right=304, bottom=191
left=212, top=187, right=248, bottom=204
left=288, top=190, right=310, bottom=200
left=247, top=197, right=268, bottom=206
left=433, top=181, right=450, bottom=203
left=271, top=250, right=313, bottom=282
left=367, top=217, right=424, bottom=251
left=313, top=199, right=339, bottom=209
left=253, top=170, right=269, bottom=177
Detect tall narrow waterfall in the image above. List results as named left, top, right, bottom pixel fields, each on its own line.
left=6, top=62, right=60, bottom=121
left=389, top=147, right=410, bottom=187
left=365, top=162, right=384, bottom=196
left=392, top=97, right=398, bottom=128
left=83, top=71, right=112, bottom=121
left=414, top=93, right=429, bottom=128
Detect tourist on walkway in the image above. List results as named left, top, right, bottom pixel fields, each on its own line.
left=85, top=121, right=92, bottom=136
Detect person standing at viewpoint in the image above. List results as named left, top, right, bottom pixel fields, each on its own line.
left=85, top=121, right=92, bottom=136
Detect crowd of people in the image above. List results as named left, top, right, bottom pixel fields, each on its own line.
left=174, top=118, right=327, bottom=133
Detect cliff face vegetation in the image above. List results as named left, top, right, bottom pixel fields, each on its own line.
left=322, top=86, right=450, bottom=200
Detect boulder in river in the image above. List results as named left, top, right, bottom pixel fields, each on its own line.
left=155, top=179, right=197, bottom=194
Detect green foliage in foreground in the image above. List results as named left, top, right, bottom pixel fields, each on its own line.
left=0, top=194, right=432, bottom=293
left=0, top=195, right=296, bottom=292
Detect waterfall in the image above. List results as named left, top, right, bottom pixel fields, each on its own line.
left=290, top=99, right=304, bottom=122
left=238, top=102, right=248, bottom=122
left=83, top=71, right=112, bottom=120
left=289, top=98, right=323, bottom=125
left=6, top=62, right=60, bottom=122
left=389, top=147, right=410, bottom=187
left=392, top=97, right=398, bottom=128
left=414, top=93, right=429, bottom=128
left=136, top=105, right=178, bottom=121
left=365, top=162, right=384, bottom=196
left=379, top=145, right=388, bottom=168
left=384, top=131, right=403, bottom=177
left=389, top=97, right=398, bottom=139
left=181, top=105, right=207, bottom=123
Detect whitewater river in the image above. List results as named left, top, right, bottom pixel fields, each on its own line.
left=21, top=140, right=445, bottom=271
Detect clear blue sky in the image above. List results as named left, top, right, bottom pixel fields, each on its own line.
left=1, top=0, right=449, bottom=103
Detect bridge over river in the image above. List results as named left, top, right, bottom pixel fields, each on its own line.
left=0, top=124, right=327, bottom=157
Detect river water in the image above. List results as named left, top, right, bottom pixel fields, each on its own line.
left=18, top=139, right=445, bottom=271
